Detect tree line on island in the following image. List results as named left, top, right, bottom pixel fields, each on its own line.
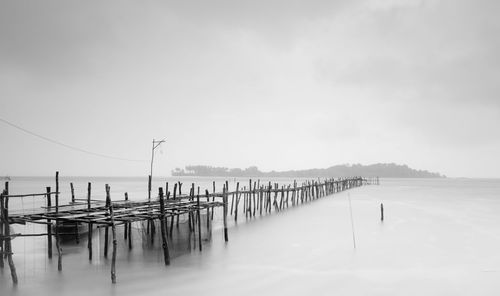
left=172, top=163, right=445, bottom=178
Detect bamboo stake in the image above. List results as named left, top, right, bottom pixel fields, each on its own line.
left=211, top=181, right=215, bottom=220
left=234, top=182, right=239, bottom=221
left=55, top=171, right=59, bottom=213
left=109, top=195, right=118, bottom=283
left=223, top=185, right=228, bottom=242
left=70, top=182, right=75, bottom=203
left=196, top=187, right=202, bottom=251
left=158, top=188, right=170, bottom=265
left=87, top=182, right=92, bottom=261
left=55, top=219, right=62, bottom=271
left=104, top=185, right=110, bottom=258
left=2, top=191, right=17, bottom=284
left=46, top=187, right=52, bottom=259
left=0, top=188, right=4, bottom=269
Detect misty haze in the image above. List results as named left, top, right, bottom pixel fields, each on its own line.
left=1, top=1, right=500, bottom=296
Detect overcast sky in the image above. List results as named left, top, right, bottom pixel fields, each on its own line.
left=1, top=0, right=499, bottom=178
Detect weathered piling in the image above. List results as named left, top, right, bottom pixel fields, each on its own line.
left=234, top=182, right=240, bottom=221
left=380, top=203, right=384, bottom=221
left=158, top=188, right=170, bottom=265
left=70, top=182, right=75, bottom=203
left=108, top=191, right=117, bottom=284
left=196, top=188, right=202, bottom=251
left=223, top=185, right=228, bottom=242
left=46, top=187, right=52, bottom=259
left=0, top=201, right=3, bottom=270
left=87, top=182, right=92, bottom=261
left=55, top=219, right=62, bottom=271
left=104, top=184, right=110, bottom=258
left=1, top=191, right=18, bottom=284
left=55, top=171, right=59, bottom=213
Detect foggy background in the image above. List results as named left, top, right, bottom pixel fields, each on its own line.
left=1, top=0, right=499, bottom=178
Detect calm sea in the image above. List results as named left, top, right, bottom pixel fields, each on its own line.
left=1, top=177, right=499, bottom=296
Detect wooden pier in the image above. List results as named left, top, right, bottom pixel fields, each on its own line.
left=0, top=173, right=378, bottom=285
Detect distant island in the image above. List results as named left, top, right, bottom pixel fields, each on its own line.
left=172, top=163, right=445, bottom=178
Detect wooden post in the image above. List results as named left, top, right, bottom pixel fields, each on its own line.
left=234, top=182, right=239, bottom=221
left=211, top=181, right=216, bottom=221
left=243, top=187, right=247, bottom=217
left=205, top=190, right=211, bottom=232
left=223, top=185, right=228, bottom=242
left=230, top=184, right=235, bottom=216
left=259, top=186, right=263, bottom=216
left=70, top=182, right=75, bottom=203
left=55, top=171, right=59, bottom=213
left=104, top=184, right=110, bottom=258
left=196, top=188, right=202, bottom=251
left=248, top=179, right=252, bottom=218
left=188, top=185, right=194, bottom=232
left=55, top=219, right=62, bottom=271
left=109, top=196, right=118, bottom=283
left=380, top=203, right=384, bottom=221
left=128, top=221, right=133, bottom=250
left=0, top=192, right=5, bottom=268
left=0, top=190, right=3, bottom=269
left=158, top=188, right=171, bottom=265
left=87, top=182, right=92, bottom=261
left=46, top=187, right=52, bottom=259
left=2, top=191, right=18, bottom=285
left=148, top=175, right=152, bottom=201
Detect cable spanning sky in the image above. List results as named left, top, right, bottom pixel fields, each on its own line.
left=1, top=0, right=499, bottom=178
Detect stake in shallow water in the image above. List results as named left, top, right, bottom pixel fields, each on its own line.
left=348, top=193, right=356, bottom=249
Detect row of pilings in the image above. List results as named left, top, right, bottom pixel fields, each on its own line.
left=0, top=175, right=378, bottom=285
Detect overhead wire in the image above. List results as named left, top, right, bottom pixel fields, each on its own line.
left=0, top=116, right=147, bottom=163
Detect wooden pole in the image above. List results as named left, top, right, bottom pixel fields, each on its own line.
left=253, top=181, right=257, bottom=216
left=0, top=191, right=3, bottom=269
left=196, top=188, right=202, bottom=251
left=2, top=191, right=18, bottom=285
left=128, top=221, right=132, bottom=250
left=211, top=181, right=215, bottom=220
left=148, top=175, right=152, bottom=201
left=55, top=219, right=62, bottom=271
left=104, top=184, right=110, bottom=258
left=3, top=182, right=7, bottom=261
left=123, top=192, right=128, bottom=240
left=230, top=184, right=235, bottom=216
left=380, top=203, right=384, bottom=221
left=70, top=182, right=75, bottom=203
left=223, top=185, right=228, bottom=242
left=87, top=182, right=92, bottom=261
left=234, top=182, right=239, bottom=221
left=55, top=171, right=59, bottom=213
left=109, top=195, right=118, bottom=283
left=46, top=187, right=52, bottom=259
left=158, top=188, right=170, bottom=265
left=205, top=190, right=211, bottom=233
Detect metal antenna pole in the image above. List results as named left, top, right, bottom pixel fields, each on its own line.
left=148, top=138, right=166, bottom=200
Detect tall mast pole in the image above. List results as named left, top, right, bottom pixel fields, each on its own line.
left=149, top=138, right=165, bottom=201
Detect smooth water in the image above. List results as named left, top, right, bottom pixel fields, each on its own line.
left=1, top=178, right=500, bottom=295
